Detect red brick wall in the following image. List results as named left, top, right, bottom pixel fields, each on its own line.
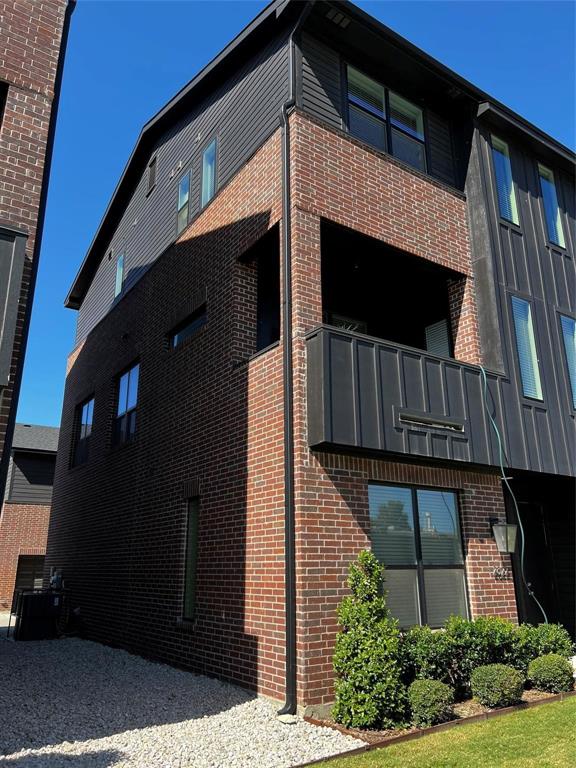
left=0, top=500, right=50, bottom=608
left=0, top=0, right=68, bottom=487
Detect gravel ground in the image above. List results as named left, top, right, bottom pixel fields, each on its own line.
left=0, top=631, right=358, bottom=768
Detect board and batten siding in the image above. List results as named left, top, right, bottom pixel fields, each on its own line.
left=298, top=32, right=457, bottom=188
left=470, top=126, right=575, bottom=477
left=8, top=451, right=56, bottom=505
left=76, top=30, right=290, bottom=343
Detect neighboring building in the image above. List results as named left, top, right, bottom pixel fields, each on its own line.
left=0, top=423, right=58, bottom=609
left=46, top=0, right=575, bottom=713
left=0, top=1, right=74, bottom=502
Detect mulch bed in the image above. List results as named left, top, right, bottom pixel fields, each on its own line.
left=307, top=689, right=559, bottom=744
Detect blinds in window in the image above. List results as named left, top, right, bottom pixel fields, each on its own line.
left=369, top=485, right=416, bottom=565
left=491, top=136, right=519, bottom=225
left=539, top=164, right=565, bottom=247
left=347, top=66, right=385, bottom=118
left=417, top=490, right=463, bottom=565
left=425, top=319, right=451, bottom=358
left=560, top=315, right=576, bottom=409
left=511, top=296, right=543, bottom=400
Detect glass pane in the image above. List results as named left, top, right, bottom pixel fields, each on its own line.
left=539, top=164, right=565, bottom=247
left=391, top=128, right=426, bottom=172
left=127, top=364, right=139, bottom=411
left=201, top=140, right=216, bottom=207
left=491, top=136, right=519, bottom=225
left=511, top=296, right=543, bottom=399
left=349, top=104, right=386, bottom=151
left=417, top=489, right=463, bottom=565
left=369, top=485, right=416, bottom=565
left=177, top=203, right=188, bottom=234
left=114, top=254, right=124, bottom=298
left=424, top=569, right=468, bottom=627
left=347, top=66, right=385, bottom=118
left=384, top=569, right=420, bottom=628
left=183, top=499, right=199, bottom=619
left=178, top=172, right=190, bottom=209
left=560, top=315, right=576, bottom=408
left=173, top=310, right=207, bottom=347
left=389, top=91, right=424, bottom=140
left=117, top=372, right=129, bottom=416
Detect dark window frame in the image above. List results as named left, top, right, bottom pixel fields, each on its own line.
left=489, top=134, right=520, bottom=227
left=369, top=480, right=469, bottom=628
left=176, top=169, right=191, bottom=235
left=200, top=136, right=218, bottom=209
left=509, top=292, right=544, bottom=403
left=71, top=395, right=95, bottom=467
left=183, top=497, right=199, bottom=621
left=345, top=64, right=428, bottom=174
left=559, top=312, right=576, bottom=411
left=112, top=362, right=140, bottom=447
left=147, top=155, right=157, bottom=195
left=114, top=253, right=124, bottom=298
left=169, top=304, right=207, bottom=349
left=537, top=162, right=566, bottom=249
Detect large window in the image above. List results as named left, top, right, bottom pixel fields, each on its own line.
left=73, top=397, right=94, bottom=466
left=183, top=498, right=199, bottom=620
left=538, top=164, right=565, bottom=247
left=491, top=136, right=519, bottom=225
left=560, top=315, right=576, bottom=409
left=201, top=139, right=217, bottom=208
left=369, top=484, right=468, bottom=628
left=177, top=171, right=190, bottom=234
left=113, top=363, right=139, bottom=445
left=511, top=296, right=543, bottom=400
left=346, top=66, right=427, bottom=172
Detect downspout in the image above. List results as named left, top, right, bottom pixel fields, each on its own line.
left=277, top=1, right=314, bottom=720
left=0, top=0, right=76, bottom=504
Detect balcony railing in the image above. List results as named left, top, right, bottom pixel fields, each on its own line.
left=306, top=325, right=504, bottom=466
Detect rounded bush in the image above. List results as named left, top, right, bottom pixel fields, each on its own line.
left=528, top=654, right=574, bottom=693
left=470, top=664, right=524, bottom=708
left=514, top=624, right=574, bottom=672
left=408, top=679, right=454, bottom=727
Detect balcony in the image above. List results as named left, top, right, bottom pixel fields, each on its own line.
left=306, top=325, right=502, bottom=467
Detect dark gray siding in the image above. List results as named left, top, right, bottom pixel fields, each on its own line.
left=8, top=451, right=55, bottom=504
left=0, top=227, right=27, bottom=387
left=298, top=33, right=458, bottom=189
left=76, top=30, right=290, bottom=342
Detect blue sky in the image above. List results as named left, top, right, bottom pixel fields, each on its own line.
left=17, top=0, right=575, bottom=427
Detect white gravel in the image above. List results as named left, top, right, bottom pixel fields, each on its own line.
left=0, top=633, right=359, bottom=767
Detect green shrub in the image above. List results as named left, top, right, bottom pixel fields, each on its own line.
left=514, top=624, right=574, bottom=672
left=332, top=551, right=407, bottom=729
left=408, top=679, right=454, bottom=727
left=528, top=654, right=574, bottom=693
left=403, top=626, right=452, bottom=686
left=470, top=664, right=524, bottom=708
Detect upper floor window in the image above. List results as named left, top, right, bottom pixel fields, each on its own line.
left=346, top=66, right=426, bottom=173
left=177, top=171, right=190, bottom=234
left=147, top=155, right=157, bottom=194
left=389, top=91, right=426, bottom=172
left=73, top=397, right=94, bottom=466
left=538, top=164, right=565, bottom=248
left=511, top=296, right=543, bottom=400
left=113, top=363, right=139, bottom=445
left=114, top=253, right=124, bottom=298
left=170, top=305, right=207, bottom=348
left=347, top=65, right=386, bottom=151
left=201, top=139, right=217, bottom=208
left=491, top=136, right=519, bottom=225
left=369, top=483, right=467, bottom=628
left=560, top=315, right=576, bottom=409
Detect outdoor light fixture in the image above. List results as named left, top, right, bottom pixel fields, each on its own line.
left=489, top=518, right=518, bottom=554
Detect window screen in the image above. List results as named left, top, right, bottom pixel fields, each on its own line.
left=511, top=296, right=543, bottom=400
left=560, top=315, right=576, bottom=409
left=538, top=164, right=565, bottom=247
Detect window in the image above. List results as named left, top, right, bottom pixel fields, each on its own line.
left=177, top=171, right=190, bottom=234
left=147, top=155, right=157, bottom=194
left=347, top=66, right=386, bottom=151
left=389, top=91, right=426, bottom=172
left=114, top=254, right=124, bottom=298
left=511, top=296, right=543, bottom=400
left=73, top=397, right=94, bottom=466
left=560, top=315, right=576, bottom=409
left=538, top=164, right=565, bottom=247
left=113, top=363, right=139, bottom=445
left=491, top=136, right=519, bottom=225
left=369, top=484, right=467, bottom=628
left=256, top=236, right=280, bottom=351
left=201, top=139, right=217, bottom=208
left=170, top=305, right=207, bottom=348
left=183, top=497, right=199, bottom=620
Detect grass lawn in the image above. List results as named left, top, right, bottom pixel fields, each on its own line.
left=319, top=697, right=576, bottom=768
